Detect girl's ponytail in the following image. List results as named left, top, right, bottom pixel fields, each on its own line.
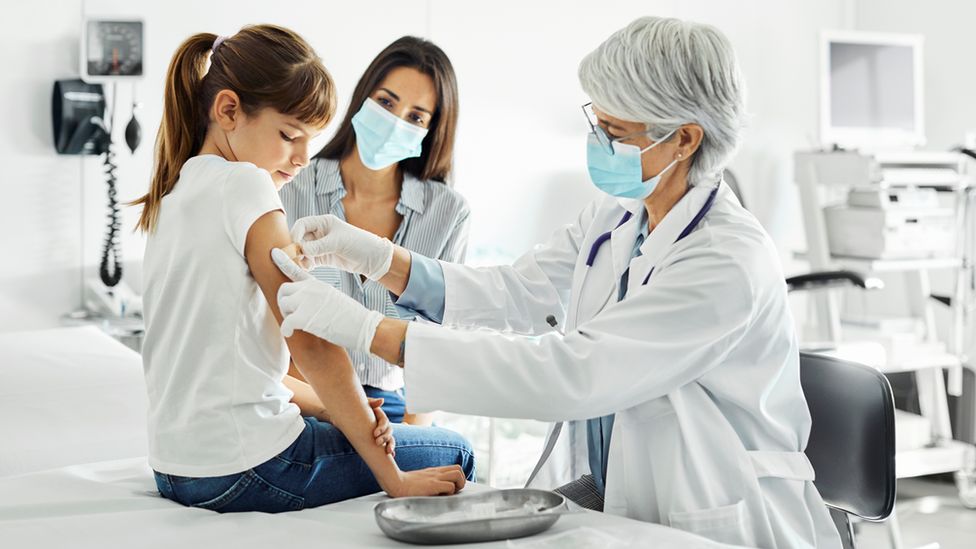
left=132, top=25, right=336, bottom=233
left=132, top=33, right=216, bottom=233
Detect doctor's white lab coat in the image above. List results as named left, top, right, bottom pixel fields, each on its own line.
left=403, top=182, right=842, bottom=548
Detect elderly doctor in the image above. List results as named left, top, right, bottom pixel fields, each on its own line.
left=271, top=16, right=841, bottom=549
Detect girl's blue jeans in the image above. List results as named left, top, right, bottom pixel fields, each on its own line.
left=153, top=416, right=475, bottom=513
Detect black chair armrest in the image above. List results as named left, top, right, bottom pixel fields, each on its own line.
left=786, top=270, right=883, bottom=293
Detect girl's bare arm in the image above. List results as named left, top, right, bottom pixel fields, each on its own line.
left=245, top=210, right=464, bottom=497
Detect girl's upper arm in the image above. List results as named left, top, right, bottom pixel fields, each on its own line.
left=244, top=209, right=294, bottom=324
left=244, top=209, right=350, bottom=367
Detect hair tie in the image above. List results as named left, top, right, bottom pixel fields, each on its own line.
left=212, top=35, right=228, bottom=53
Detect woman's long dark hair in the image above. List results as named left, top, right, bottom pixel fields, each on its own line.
left=316, top=36, right=458, bottom=183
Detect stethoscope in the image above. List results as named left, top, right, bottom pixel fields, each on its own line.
left=533, top=184, right=722, bottom=488
left=545, top=186, right=721, bottom=332
left=585, top=186, right=719, bottom=286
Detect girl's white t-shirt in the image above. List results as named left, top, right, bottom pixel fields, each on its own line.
left=142, top=154, right=304, bottom=477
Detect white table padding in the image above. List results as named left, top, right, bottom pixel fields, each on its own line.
left=0, top=457, right=740, bottom=548
left=0, top=326, right=148, bottom=477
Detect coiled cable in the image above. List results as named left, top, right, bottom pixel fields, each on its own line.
left=99, top=141, right=122, bottom=287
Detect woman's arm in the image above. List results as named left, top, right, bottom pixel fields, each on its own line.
left=246, top=210, right=464, bottom=497
left=379, top=247, right=756, bottom=421
left=401, top=209, right=470, bottom=426
left=294, top=206, right=585, bottom=333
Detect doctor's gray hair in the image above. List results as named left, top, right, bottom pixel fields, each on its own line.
left=578, top=17, right=746, bottom=186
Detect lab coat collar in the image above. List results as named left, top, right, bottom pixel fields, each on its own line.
left=614, top=196, right=645, bottom=215
left=313, top=159, right=427, bottom=214
left=624, top=184, right=715, bottom=291
left=609, top=205, right=644, bottom=285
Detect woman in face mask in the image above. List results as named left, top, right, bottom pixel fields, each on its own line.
left=279, top=36, right=465, bottom=426
left=274, top=16, right=843, bottom=548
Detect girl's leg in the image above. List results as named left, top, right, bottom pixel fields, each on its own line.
left=256, top=417, right=474, bottom=509
left=362, top=385, right=406, bottom=424
left=155, top=418, right=474, bottom=513
left=153, top=468, right=303, bottom=513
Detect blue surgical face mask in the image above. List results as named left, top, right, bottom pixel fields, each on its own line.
left=351, top=97, right=429, bottom=170
left=586, top=129, right=678, bottom=199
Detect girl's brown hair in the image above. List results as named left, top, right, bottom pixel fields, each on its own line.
left=132, top=25, right=336, bottom=232
left=316, top=36, right=458, bottom=183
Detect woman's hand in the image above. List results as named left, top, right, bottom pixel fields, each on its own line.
left=290, top=214, right=394, bottom=280
left=369, top=397, right=396, bottom=456
left=384, top=465, right=467, bottom=497
left=273, top=249, right=384, bottom=353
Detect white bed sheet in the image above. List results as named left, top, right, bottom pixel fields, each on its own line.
left=0, top=457, right=740, bottom=548
left=0, top=326, right=148, bottom=477
left=0, top=328, right=745, bottom=547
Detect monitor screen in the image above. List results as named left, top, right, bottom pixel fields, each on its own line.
left=820, top=32, right=924, bottom=150
left=830, top=42, right=915, bottom=131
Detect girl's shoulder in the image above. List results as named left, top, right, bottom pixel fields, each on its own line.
left=180, top=155, right=269, bottom=196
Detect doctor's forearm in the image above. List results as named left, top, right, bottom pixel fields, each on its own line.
left=378, top=246, right=412, bottom=296
left=371, top=318, right=410, bottom=366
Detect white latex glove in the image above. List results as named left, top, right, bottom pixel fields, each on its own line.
left=272, top=248, right=384, bottom=353
left=290, top=214, right=394, bottom=280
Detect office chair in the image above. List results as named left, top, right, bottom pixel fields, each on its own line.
left=787, top=270, right=883, bottom=293
left=800, top=351, right=897, bottom=549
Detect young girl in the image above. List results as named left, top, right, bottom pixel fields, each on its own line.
left=279, top=36, right=467, bottom=427
left=132, top=25, right=474, bottom=513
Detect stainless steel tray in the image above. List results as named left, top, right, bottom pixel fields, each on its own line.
left=374, top=488, right=568, bottom=545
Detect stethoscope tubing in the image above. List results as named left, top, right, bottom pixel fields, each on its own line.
left=585, top=186, right=719, bottom=286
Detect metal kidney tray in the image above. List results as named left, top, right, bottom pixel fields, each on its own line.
left=374, top=488, right=569, bottom=545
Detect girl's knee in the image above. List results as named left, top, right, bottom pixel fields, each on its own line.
left=435, top=428, right=475, bottom=480
left=460, top=447, right=476, bottom=481
left=392, top=425, right=476, bottom=478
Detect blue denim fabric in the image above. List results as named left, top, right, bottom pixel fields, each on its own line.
left=154, top=417, right=475, bottom=513
left=363, top=385, right=406, bottom=424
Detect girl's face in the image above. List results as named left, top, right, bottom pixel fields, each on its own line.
left=215, top=96, right=322, bottom=189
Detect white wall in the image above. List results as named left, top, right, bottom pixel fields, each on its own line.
left=0, top=0, right=851, bottom=331
left=855, top=0, right=976, bottom=150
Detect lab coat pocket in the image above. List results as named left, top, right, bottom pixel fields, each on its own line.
left=668, top=499, right=757, bottom=547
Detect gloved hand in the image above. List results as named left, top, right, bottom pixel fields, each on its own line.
left=272, top=248, right=384, bottom=353
left=290, top=214, right=395, bottom=280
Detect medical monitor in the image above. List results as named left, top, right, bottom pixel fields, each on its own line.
left=820, top=30, right=925, bottom=151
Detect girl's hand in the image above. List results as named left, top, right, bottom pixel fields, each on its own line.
left=385, top=466, right=467, bottom=497
left=369, top=398, right=395, bottom=456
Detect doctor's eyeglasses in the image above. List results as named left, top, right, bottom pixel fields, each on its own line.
left=582, top=102, right=662, bottom=156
